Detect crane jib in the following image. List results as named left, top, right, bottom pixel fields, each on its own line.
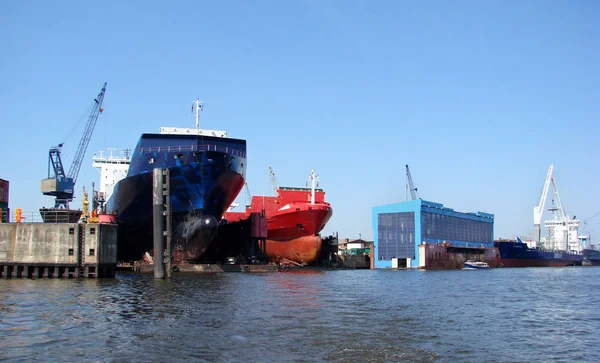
left=41, top=82, right=107, bottom=209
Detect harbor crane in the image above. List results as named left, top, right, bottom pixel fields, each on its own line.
left=581, top=211, right=600, bottom=248
left=405, top=164, right=421, bottom=201
left=584, top=211, right=600, bottom=232
left=533, top=164, right=581, bottom=251
left=269, top=166, right=279, bottom=195
left=244, top=182, right=252, bottom=208
left=40, top=82, right=107, bottom=209
left=533, top=164, right=553, bottom=243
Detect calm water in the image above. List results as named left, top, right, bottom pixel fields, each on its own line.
left=1, top=267, right=599, bottom=362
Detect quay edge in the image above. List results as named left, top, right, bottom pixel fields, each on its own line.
left=0, top=223, right=117, bottom=278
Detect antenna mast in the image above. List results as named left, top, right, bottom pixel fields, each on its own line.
left=194, top=98, right=204, bottom=131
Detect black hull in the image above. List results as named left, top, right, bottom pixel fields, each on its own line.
left=107, top=150, right=245, bottom=262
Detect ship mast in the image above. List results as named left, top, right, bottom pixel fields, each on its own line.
left=309, top=168, right=319, bottom=205
left=194, top=98, right=204, bottom=132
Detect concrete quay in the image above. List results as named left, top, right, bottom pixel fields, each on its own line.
left=0, top=223, right=117, bottom=278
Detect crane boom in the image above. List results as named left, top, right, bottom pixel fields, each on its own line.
left=550, top=177, right=566, bottom=220
left=269, top=166, right=279, bottom=195
left=405, top=164, right=420, bottom=200
left=244, top=182, right=252, bottom=208
left=534, top=164, right=553, bottom=225
left=68, top=82, right=107, bottom=185
left=40, top=82, right=107, bottom=209
left=533, top=164, right=553, bottom=242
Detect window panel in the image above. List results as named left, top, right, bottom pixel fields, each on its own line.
left=421, top=211, right=492, bottom=243
left=377, top=212, right=415, bottom=260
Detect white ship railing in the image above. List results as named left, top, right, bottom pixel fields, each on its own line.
left=140, top=144, right=246, bottom=158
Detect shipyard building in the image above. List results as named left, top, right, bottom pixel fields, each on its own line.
left=372, top=200, right=497, bottom=269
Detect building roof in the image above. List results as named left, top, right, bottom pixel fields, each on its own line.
left=339, top=238, right=373, bottom=245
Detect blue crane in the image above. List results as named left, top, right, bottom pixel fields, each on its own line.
left=41, top=82, right=107, bottom=209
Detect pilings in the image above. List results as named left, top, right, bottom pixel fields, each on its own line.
left=153, top=168, right=165, bottom=279
left=152, top=168, right=171, bottom=279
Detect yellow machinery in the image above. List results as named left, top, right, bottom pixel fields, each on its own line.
left=79, top=186, right=99, bottom=223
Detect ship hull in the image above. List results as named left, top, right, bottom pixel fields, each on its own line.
left=267, top=203, right=332, bottom=241
left=495, top=241, right=582, bottom=267
left=222, top=189, right=333, bottom=265
left=264, top=235, right=323, bottom=265
left=263, top=203, right=331, bottom=264
left=107, top=149, right=245, bottom=262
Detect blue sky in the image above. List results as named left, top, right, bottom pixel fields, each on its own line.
left=1, top=0, right=599, bottom=241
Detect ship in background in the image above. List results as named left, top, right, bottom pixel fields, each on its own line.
left=495, top=237, right=582, bottom=267
left=579, top=212, right=600, bottom=266
left=92, top=148, right=131, bottom=202
left=224, top=167, right=332, bottom=265
left=496, top=164, right=583, bottom=267
left=105, top=99, right=247, bottom=261
left=582, top=248, right=600, bottom=266
left=90, top=148, right=131, bottom=223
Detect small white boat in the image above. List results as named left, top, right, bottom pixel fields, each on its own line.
left=463, top=260, right=490, bottom=269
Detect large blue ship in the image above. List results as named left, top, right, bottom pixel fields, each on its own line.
left=106, top=100, right=246, bottom=261
left=494, top=237, right=582, bottom=267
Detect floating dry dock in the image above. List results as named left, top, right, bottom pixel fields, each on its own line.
left=0, top=223, right=117, bottom=278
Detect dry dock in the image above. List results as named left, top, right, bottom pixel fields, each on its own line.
left=0, top=223, right=117, bottom=278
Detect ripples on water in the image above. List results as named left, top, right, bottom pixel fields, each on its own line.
left=1, top=268, right=599, bottom=362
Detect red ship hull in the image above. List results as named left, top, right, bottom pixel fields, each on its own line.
left=223, top=185, right=333, bottom=265
left=265, top=235, right=323, bottom=264
left=268, top=202, right=332, bottom=241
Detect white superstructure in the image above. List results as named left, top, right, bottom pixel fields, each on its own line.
left=92, top=148, right=131, bottom=202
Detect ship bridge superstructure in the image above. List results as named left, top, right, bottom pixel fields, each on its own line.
left=92, top=148, right=131, bottom=202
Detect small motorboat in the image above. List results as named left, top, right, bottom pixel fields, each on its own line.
left=463, top=260, right=491, bottom=269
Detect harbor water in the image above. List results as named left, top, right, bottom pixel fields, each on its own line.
left=1, top=268, right=599, bottom=362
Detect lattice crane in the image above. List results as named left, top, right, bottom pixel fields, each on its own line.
left=269, top=166, right=279, bottom=195
left=405, top=164, right=421, bottom=201
left=41, top=82, right=107, bottom=208
left=533, top=164, right=553, bottom=242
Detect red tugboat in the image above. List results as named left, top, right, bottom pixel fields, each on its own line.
left=223, top=167, right=333, bottom=265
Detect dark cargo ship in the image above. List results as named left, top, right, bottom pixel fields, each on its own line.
left=494, top=237, right=582, bottom=267
left=105, top=100, right=247, bottom=261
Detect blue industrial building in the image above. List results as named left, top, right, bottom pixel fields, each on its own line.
left=372, top=200, right=494, bottom=268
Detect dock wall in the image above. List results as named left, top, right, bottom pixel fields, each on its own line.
left=418, top=244, right=501, bottom=269
left=0, top=223, right=117, bottom=278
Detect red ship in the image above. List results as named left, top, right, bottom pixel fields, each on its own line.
left=223, top=168, right=333, bottom=265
